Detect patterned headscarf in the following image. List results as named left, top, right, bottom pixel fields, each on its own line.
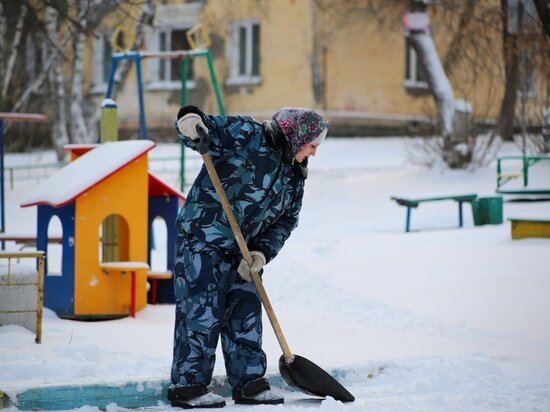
left=272, top=108, right=329, bottom=155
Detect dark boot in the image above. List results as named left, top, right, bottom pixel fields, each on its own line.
left=232, top=378, right=284, bottom=405
left=168, top=384, right=226, bottom=409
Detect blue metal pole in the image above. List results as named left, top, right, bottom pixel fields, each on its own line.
left=105, top=56, right=120, bottom=99
left=134, top=54, right=148, bottom=139
left=0, top=119, right=4, bottom=248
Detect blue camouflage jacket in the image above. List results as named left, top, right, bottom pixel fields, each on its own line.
left=176, top=113, right=306, bottom=262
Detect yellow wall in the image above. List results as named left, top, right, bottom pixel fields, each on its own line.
left=74, top=155, right=149, bottom=316
left=84, top=0, right=546, bottom=134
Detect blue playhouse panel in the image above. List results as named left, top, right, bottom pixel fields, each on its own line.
left=37, top=204, right=75, bottom=317
left=147, top=196, right=178, bottom=304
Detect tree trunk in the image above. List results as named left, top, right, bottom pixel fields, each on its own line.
left=45, top=6, right=69, bottom=159
left=408, top=32, right=455, bottom=139
left=497, top=0, right=520, bottom=142
left=1, top=4, right=27, bottom=101
left=533, top=0, right=550, bottom=37
left=70, top=1, right=90, bottom=144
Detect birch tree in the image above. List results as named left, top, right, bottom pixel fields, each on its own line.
left=0, top=0, right=154, bottom=158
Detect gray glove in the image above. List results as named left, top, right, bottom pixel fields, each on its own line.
left=237, top=251, right=266, bottom=282
left=176, top=113, right=208, bottom=141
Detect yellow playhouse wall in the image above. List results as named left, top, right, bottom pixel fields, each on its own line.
left=74, top=155, right=149, bottom=317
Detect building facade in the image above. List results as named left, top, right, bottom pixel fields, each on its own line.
left=85, top=0, right=547, bottom=137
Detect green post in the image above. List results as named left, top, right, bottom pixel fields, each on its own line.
left=496, top=158, right=501, bottom=189
left=205, top=50, right=226, bottom=115
left=181, top=58, right=189, bottom=107
left=100, top=98, right=118, bottom=142
left=523, top=156, right=529, bottom=187
left=100, top=98, right=119, bottom=262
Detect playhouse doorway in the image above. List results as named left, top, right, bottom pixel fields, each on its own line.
left=98, top=214, right=129, bottom=263
left=150, top=216, right=168, bottom=272
left=46, top=215, right=62, bottom=276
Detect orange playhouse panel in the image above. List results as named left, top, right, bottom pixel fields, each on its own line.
left=73, top=155, right=149, bottom=317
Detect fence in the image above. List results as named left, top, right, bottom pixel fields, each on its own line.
left=4, top=154, right=203, bottom=192
left=0, top=251, right=45, bottom=343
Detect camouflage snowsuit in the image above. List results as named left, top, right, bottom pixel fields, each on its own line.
left=171, top=114, right=306, bottom=390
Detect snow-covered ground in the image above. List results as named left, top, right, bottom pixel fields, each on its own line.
left=1, top=137, right=550, bottom=411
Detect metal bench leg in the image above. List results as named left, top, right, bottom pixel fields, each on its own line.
left=458, top=201, right=464, bottom=227
left=406, top=207, right=412, bottom=232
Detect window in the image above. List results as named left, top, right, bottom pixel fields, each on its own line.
left=507, top=0, right=538, bottom=34
left=518, top=50, right=537, bottom=98
left=405, top=42, right=428, bottom=89
left=147, top=27, right=196, bottom=90
left=227, top=20, right=261, bottom=85
left=91, top=33, right=112, bottom=94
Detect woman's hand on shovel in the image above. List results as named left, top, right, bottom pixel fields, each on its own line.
left=237, top=251, right=266, bottom=281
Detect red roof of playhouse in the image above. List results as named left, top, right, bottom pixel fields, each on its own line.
left=149, top=173, right=185, bottom=200
left=21, top=140, right=164, bottom=208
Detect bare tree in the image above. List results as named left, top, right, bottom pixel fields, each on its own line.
left=313, top=0, right=549, bottom=167
left=0, top=0, right=154, bottom=158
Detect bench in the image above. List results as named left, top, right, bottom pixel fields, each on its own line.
left=147, top=271, right=173, bottom=304
left=99, top=261, right=149, bottom=318
left=0, top=233, right=62, bottom=251
left=391, top=193, right=478, bottom=232
left=509, top=218, right=550, bottom=239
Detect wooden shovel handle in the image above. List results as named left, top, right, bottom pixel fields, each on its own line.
left=197, top=133, right=294, bottom=363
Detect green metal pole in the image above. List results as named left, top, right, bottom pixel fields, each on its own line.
left=181, top=58, right=189, bottom=107
left=523, top=154, right=529, bottom=187
left=100, top=98, right=118, bottom=142
left=204, top=50, right=226, bottom=115
left=496, top=158, right=501, bottom=189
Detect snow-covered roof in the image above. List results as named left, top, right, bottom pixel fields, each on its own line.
left=20, top=140, right=156, bottom=208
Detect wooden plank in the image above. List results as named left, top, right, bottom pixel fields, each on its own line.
left=391, top=193, right=477, bottom=207
left=510, top=218, right=550, bottom=239
left=147, top=271, right=173, bottom=280
left=0, top=234, right=62, bottom=246
left=0, top=113, right=47, bottom=123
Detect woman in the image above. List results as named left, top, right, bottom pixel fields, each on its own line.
left=169, top=106, right=329, bottom=409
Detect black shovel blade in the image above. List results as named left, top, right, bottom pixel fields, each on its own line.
left=278, top=354, right=355, bottom=402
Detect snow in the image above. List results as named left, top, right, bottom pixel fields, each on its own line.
left=19, top=140, right=156, bottom=208
left=409, top=32, right=455, bottom=136
left=2, top=137, right=550, bottom=411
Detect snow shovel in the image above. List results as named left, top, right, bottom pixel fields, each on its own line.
left=195, top=127, right=355, bottom=402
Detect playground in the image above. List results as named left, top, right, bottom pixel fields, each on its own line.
left=1, top=136, right=549, bottom=411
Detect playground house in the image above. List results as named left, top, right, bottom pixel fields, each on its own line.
left=20, top=140, right=184, bottom=320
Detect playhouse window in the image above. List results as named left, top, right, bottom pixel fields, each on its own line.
left=99, top=215, right=129, bottom=263
left=227, top=20, right=261, bottom=86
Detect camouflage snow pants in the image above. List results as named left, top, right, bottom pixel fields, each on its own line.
left=170, top=235, right=267, bottom=389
